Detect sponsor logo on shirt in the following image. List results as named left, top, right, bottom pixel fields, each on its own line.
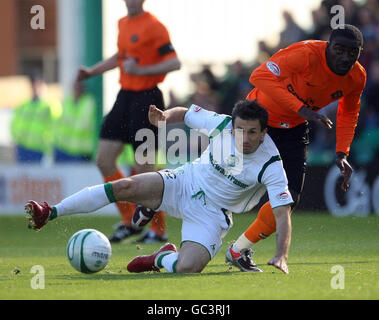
left=209, top=153, right=248, bottom=189
left=266, top=61, right=281, bottom=76
left=277, top=192, right=289, bottom=201
left=331, top=90, right=343, bottom=99
left=287, top=84, right=320, bottom=111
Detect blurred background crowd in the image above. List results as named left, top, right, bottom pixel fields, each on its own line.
left=0, top=0, right=378, bottom=167
left=170, top=0, right=379, bottom=166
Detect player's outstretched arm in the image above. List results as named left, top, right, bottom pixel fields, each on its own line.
left=335, top=152, right=353, bottom=192
left=77, top=53, right=119, bottom=81
left=297, top=106, right=333, bottom=129
left=148, top=105, right=187, bottom=127
left=268, top=204, right=292, bottom=274
left=123, top=56, right=181, bottom=76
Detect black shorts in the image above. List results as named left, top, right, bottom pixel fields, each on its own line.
left=267, top=122, right=309, bottom=205
left=100, top=87, right=164, bottom=151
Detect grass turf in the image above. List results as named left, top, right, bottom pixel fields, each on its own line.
left=0, top=213, right=378, bottom=300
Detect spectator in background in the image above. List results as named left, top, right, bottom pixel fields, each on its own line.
left=219, top=60, right=252, bottom=115
left=308, top=6, right=331, bottom=40
left=356, top=6, right=377, bottom=71
left=256, top=41, right=274, bottom=64
left=365, top=0, right=379, bottom=21
left=11, top=72, right=61, bottom=163
left=352, top=56, right=379, bottom=164
left=278, top=11, right=306, bottom=48
left=186, top=66, right=220, bottom=113
left=53, top=81, right=96, bottom=163
left=338, top=0, right=360, bottom=26
left=199, top=64, right=221, bottom=92
left=362, top=57, right=379, bottom=130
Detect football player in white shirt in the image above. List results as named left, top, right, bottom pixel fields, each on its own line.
left=25, top=100, right=292, bottom=274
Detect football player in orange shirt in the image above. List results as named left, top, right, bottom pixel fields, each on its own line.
left=226, top=25, right=366, bottom=274
left=76, top=0, right=181, bottom=243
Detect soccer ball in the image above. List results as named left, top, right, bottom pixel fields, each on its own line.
left=66, top=229, right=112, bottom=274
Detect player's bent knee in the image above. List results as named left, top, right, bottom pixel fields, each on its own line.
left=176, top=242, right=210, bottom=273
left=175, top=260, right=204, bottom=273
left=175, top=253, right=208, bottom=273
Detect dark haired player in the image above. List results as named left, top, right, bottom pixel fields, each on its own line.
left=76, top=0, right=181, bottom=243
left=227, top=25, right=366, bottom=274
left=25, top=100, right=294, bottom=274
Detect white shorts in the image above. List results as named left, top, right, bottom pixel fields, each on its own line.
left=157, top=165, right=232, bottom=259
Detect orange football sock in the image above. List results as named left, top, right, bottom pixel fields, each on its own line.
left=149, top=211, right=166, bottom=236
left=104, top=169, right=136, bottom=226
left=244, top=201, right=276, bottom=243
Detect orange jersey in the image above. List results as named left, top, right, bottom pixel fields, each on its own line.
left=117, top=12, right=177, bottom=91
left=247, top=40, right=366, bottom=155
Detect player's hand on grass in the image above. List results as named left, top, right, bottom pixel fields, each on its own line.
left=149, top=105, right=166, bottom=127
left=268, top=256, right=289, bottom=274
left=297, top=106, right=333, bottom=129
left=335, top=152, right=353, bottom=192
left=76, top=67, right=93, bottom=81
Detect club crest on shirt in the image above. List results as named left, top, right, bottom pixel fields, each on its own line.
left=277, top=192, right=289, bottom=201
left=225, top=154, right=239, bottom=167
left=130, top=34, right=139, bottom=43
left=266, top=61, right=281, bottom=76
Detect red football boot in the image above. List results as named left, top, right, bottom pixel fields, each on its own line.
left=25, top=200, right=53, bottom=231
left=127, top=243, right=177, bottom=273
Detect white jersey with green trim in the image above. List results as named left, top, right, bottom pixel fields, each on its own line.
left=183, top=104, right=293, bottom=213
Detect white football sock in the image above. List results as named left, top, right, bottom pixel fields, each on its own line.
left=54, top=184, right=112, bottom=217
left=157, top=252, right=179, bottom=273
left=232, top=234, right=254, bottom=253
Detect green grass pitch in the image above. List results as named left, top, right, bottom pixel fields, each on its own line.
left=0, top=212, right=378, bottom=300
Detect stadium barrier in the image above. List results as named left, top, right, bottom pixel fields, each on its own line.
left=297, top=163, right=379, bottom=216
left=0, top=163, right=378, bottom=216
left=0, top=164, right=129, bottom=216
